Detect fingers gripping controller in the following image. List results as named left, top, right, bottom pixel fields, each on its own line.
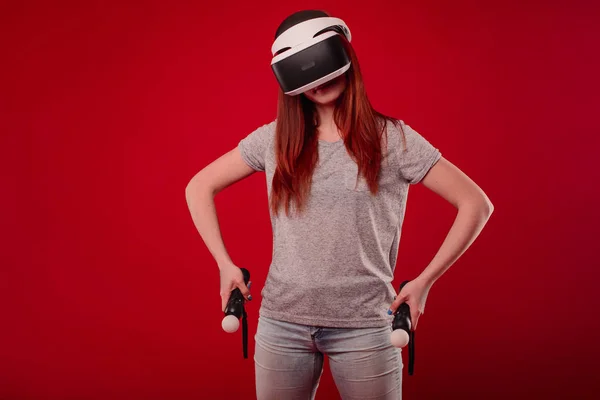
left=221, top=268, right=251, bottom=359
left=391, top=280, right=416, bottom=375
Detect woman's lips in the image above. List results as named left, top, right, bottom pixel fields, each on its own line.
left=313, top=80, right=334, bottom=92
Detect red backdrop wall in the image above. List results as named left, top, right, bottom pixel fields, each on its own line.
left=2, top=0, right=599, bottom=398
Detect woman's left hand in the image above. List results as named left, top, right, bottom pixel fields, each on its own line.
left=388, top=277, right=432, bottom=331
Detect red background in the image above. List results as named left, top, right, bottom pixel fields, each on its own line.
left=2, top=0, right=599, bottom=398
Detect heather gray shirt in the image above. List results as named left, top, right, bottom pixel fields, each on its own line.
left=238, top=119, right=441, bottom=328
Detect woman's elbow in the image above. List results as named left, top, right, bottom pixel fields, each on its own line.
left=476, top=194, right=494, bottom=219
left=461, top=193, right=494, bottom=219
left=185, top=170, right=214, bottom=202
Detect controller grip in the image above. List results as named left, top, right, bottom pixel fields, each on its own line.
left=223, top=268, right=251, bottom=317
left=222, top=268, right=251, bottom=359
left=392, top=280, right=415, bottom=375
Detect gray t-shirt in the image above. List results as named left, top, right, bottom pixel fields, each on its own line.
left=238, top=118, right=441, bottom=328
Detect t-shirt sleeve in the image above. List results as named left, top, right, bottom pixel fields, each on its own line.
left=237, top=122, right=274, bottom=172
left=394, top=120, right=442, bottom=184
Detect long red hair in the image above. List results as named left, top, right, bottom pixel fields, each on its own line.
left=270, top=36, right=404, bottom=217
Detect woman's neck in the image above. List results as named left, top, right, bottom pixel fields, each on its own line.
left=315, top=103, right=339, bottom=139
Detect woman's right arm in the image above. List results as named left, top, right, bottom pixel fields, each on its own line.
left=185, top=146, right=256, bottom=310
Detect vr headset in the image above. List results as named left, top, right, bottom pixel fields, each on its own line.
left=270, top=14, right=352, bottom=96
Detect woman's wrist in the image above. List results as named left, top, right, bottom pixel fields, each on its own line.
left=415, top=271, right=436, bottom=288
left=216, top=256, right=234, bottom=270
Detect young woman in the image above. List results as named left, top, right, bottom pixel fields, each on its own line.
left=186, top=10, right=494, bottom=400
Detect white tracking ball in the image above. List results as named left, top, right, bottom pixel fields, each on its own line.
left=222, top=315, right=240, bottom=333
left=390, top=329, right=410, bottom=348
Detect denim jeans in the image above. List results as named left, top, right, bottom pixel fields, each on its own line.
left=254, top=315, right=403, bottom=399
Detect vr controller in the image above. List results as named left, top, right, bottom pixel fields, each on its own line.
left=390, top=280, right=416, bottom=375
left=221, top=268, right=251, bottom=359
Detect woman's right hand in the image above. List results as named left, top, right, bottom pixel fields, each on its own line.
left=219, top=262, right=252, bottom=312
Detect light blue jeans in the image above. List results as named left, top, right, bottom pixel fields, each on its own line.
left=254, top=315, right=403, bottom=400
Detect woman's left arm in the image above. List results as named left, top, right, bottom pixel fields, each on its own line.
left=416, top=156, right=494, bottom=284
left=389, top=156, right=494, bottom=328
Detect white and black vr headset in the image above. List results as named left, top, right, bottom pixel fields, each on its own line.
left=270, top=13, right=352, bottom=96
